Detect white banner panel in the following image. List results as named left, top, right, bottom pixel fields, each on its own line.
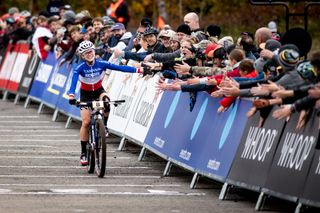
left=124, top=74, right=164, bottom=144
left=107, top=72, right=146, bottom=135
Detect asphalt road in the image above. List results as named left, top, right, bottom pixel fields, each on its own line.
left=0, top=97, right=298, bottom=213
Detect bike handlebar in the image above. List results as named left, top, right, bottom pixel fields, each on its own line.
left=75, top=100, right=125, bottom=109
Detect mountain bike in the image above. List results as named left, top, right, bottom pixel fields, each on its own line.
left=76, top=99, right=125, bottom=178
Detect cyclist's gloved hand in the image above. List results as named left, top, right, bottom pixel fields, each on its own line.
left=141, top=63, right=155, bottom=77
left=68, top=94, right=76, bottom=105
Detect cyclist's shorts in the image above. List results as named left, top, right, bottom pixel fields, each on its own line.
left=80, top=87, right=108, bottom=102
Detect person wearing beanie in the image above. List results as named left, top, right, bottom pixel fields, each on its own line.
left=176, top=23, right=191, bottom=40
left=140, top=17, right=153, bottom=28
left=63, top=10, right=75, bottom=24
left=206, top=24, right=221, bottom=38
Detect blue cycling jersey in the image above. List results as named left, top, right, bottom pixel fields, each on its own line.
left=68, top=59, right=137, bottom=95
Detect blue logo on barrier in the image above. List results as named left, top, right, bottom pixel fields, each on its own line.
left=218, top=103, right=238, bottom=149
left=190, top=98, right=208, bottom=140
left=164, top=91, right=181, bottom=128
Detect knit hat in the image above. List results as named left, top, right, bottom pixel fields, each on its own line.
left=63, top=10, right=76, bottom=24
left=140, top=17, right=153, bottom=28
left=206, top=24, right=221, bottom=38
left=102, top=16, right=115, bottom=27
left=176, top=24, right=191, bottom=35
left=277, top=49, right=299, bottom=71
left=297, top=60, right=317, bottom=82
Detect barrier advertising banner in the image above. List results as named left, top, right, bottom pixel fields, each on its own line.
left=0, top=43, right=19, bottom=90
left=263, top=109, right=318, bottom=200
left=144, top=91, right=251, bottom=180
left=28, top=51, right=56, bottom=102
left=108, top=73, right=144, bottom=135
left=227, top=106, right=286, bottom=190
left=59, top=60, right=81, bottom=119
left=6, top=43, right=29, bottom=92
left=41, top=60, right=69, bottom=109
left=124, top=74, right=164, bottom=144
left=190, top=98, right=252, bottom=180
left=18, top=52, right=41, bottom=96
left=301, top=149, right=320, bottom=207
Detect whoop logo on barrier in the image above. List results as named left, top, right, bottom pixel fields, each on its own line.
left=190, top=98, right=208, bottom=140
left=164, top=91, right=181, bottom=128
left=218, top=103, right=238, bottom=149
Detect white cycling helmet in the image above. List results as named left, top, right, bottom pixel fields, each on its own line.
left=78, top=40, right=95, bottom=55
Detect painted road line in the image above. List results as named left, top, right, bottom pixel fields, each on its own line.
left=0, top=116, right=39, bottom=118
left=0, top=130, right=71, bottom=133
left=0, top=166, right=150, bottom=169
left=0, top=145, right=56, bottom=148
left=0, top=184, right=181, bottom=187
left=0, top=121, right=51, bottom=123
left=0, top=126, right=64, bottom=128
left=0, top=156, right=131, bottom=159
left=0, top=139, right=77, bottom=142
left=0, top=175, right=161, bottom=179
left=0, top=135, right=78, bottom=137
left=0, top=150, right=116, bottom=153
left=0, top=190, right=206, bottom=196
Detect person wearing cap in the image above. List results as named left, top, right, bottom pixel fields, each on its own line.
left=109, top=22, right=132, bottom=52
left=113, top=26, right=167, bottom=63
left=142, top=24, right=189, bottom=63
left=106, top=0, right=130, bottom=27
left=47, top=0, right=65, bottom=17
left=158, top=29, right=176, bottom=52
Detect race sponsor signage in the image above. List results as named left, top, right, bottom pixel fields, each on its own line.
left=263, top=109, right=318, bottom=200
left=227, top=106, right=286, bottom=189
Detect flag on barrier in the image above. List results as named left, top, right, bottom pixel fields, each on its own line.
left=6, top=42, right=29, bottom=92
left=0, top=43, right=19, bottom=90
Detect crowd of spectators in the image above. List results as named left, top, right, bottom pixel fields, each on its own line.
left=0, top=4, right=319, bottom=127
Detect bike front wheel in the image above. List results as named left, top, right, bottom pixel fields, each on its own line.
left=94, top=119, right=106, bottom=178
left=86, top=142, right=95, bottom=174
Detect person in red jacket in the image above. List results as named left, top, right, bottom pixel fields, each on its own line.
left=213, top=59, right=257, bottom=113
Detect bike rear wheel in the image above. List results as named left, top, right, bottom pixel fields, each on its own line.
left=94, top=119, right=106, bottom=178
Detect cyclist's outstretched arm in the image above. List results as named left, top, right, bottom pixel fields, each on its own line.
left=100, top=60, right=139, bottom=73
